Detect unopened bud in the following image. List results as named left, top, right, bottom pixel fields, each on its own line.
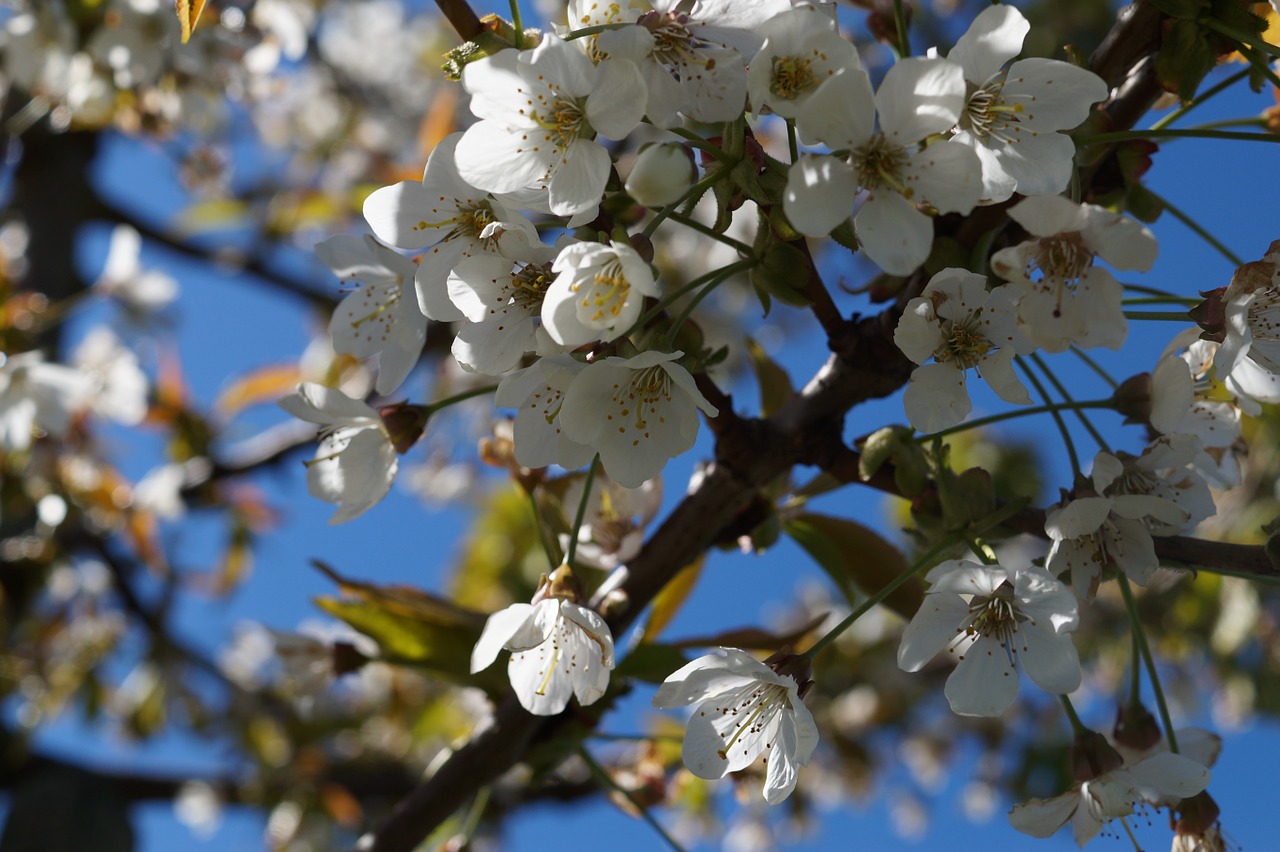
left=1109, top=372, right=1151, bottom=425
left=378, top=403, right=428, bottom=454
left=764, top=649, right=814, bottom=698
left=1174, top=791, right=1222, bottom=838
left=534, top=563, right=584, bottom=604
left=625, top=143, right=698, bottom=208
left=1112, top=701, right=1162, bottom=752
left=1069, top=729, right=1124, bottom=781
left=1190, top=286, right=1227, bottom=341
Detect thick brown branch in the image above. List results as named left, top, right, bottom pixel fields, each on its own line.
left=434, top=0, right=484, bottom=40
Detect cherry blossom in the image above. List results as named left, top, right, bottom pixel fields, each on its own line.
left=361, top=133, right=542, bottom=323
left=785, top=58, right=982, bottom=275
left=94, top=224, right=179, bottom=315
left=454, top=36, right=646, bottom=218
left=471, top=565, right=615, bottom=716
left=746, top=4, right=860, bottom=120
left=315, top=234, right=427, bottom=396
left=897, top=560, right=1081, bottom=717
left=1009, top=751, right=1210, bottom=846
left=560, top=350, right=719, bottom=488
left=1091, top=438, right=1216, bottom=536
left=1214, top=239, right=1280, bottom=413
left=0, top=351, right=92, bottom=452
left=559, top=473, right=662, bottom=570
left=494, top=355, right=596, bottom=472
left=945, top=5, right=1110, bottom=203
left=1149, top=332, right=1242, bottom=459
left=653, top=648, right=818, bottom=804
left=542, top=240, right=660, bottom=347
left=72, top=327, right=149, bottom=427
left=448, top=255, right=554, bottom=376
left=992, top=196, right=1157, bottom=352
left=893, top=267, right=1030, bottom=432
left=278, top=383, right=398, bottom=524
left=624, top=142, right=698, bottom=207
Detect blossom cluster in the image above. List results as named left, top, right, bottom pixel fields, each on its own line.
left=257, top=1, right=1280, bottom=846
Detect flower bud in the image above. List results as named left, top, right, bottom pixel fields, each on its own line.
left=1112, top=701, right=1162, bottom=752
left=625, top=143, right=697, bottom=208
left=378, top=402, right=428, bottom=454
left=1109, top=372, right=1151, bottom=425
left=1069, top=729, right=1124, bottom=781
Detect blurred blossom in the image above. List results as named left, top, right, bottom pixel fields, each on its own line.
left=175, top=781, right=223, bottom=839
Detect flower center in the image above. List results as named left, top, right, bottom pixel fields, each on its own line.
left=934, top=313, right=993, bottom=370
left=533, top=96, right=591, bottom=149
left=509, top=263, right=552, bottom=312
left=770, top=55, right=815, bottom=100
left=616, top=365, right=673, bottom=432
left=961, top=74, right=1026, bottom=143
left=413, top=201, right=498, bottom=246
left=577, top=258, right=632, bottom=324
left=715, top=682, right=788, bottom=760
left=960, top=583, right=1023, bottom=649
left=853, top=134, right=912, bottom=198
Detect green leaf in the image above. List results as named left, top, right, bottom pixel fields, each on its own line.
left=745, top=337, right=793, bottom=417
left=311, top=561, right=497, bottom=689
left=641, top=555, right=705, bottom=643
left=1155, top=19, right=1217, bottom=101
left=785, top=512, right=922, bottom=619
left=1126, top=183, right=1166, bottom=223
left=1147, top=0, right=1208, bottom=19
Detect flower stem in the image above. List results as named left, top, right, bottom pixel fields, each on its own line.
left=1139, top=186, right=1245, bottom=267
left=564, top=22, right=634, bottom=40
left=662, top=261, right=759, bottom=345
left=1122, top=282, right=1183, bottom=299
left=1123, top=310, right=1194, bottom=322
left=786, top=119, right=799, bottom=163
left=629, top=258, right=758, bottom=336
left=1070, top=346, right=1118, bottom=390
left=913, top=399, right=1114, bottom=443
left=1059, top=695, right=1088, bottom=736
left=458, top=786, right=491, bottom=845
left=426, top=383, right=500, bottom=415
left=1016, top=356, right=1082, bottom=477
left=1030, top=353, right=1110, bottom=453
left=892, top=0, right=911, bottom=58
left=803, top=500, right=1029, bottom=661
left=577, top=745, right=687, bottom=852
left=667, top=126, right=732, bottom=164
left=527, top=488, right=563, bottom=569
left=566, top=455, right=600, bottom=569
left=1117, top=575, right=1180, bottom=753
left=1121, top=297, right=1200, bottom=307
left=508, top=0, right=524, bottom=48
left=1148, top=67, right=1250, bottom=131
left=1077, top=129, right=1280, bottom=145
left=1189, top=117, right=1268, bottom=132
left=662, top=210, right=755, bottom=256
left=642, top=167, right=729, bottom=239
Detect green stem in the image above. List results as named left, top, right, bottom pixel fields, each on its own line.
left=667, top=126, right=732, bottom=164
left=663, top=210, right=754, bottom=255
left=960, top=530, right=997, bottom=564
left=642, top=168, right=728, bottom=239
left=458, top=786, right=491, bottom=845
left=1148, top=67, right=1250, bottom=131
left=1077, top=129, right=1280, bottom=145
left=528, top=489, right=563, bottom=569
left=1123, top=310, right=1194, bottom=322
left=1231, top=39, right=1280, bottom=92
left=1121, top=297, right=1200, bottom=307
left=1030, top=353, right=1110, bottom=453
left=1016, top=357, right=1082, bottom=477
left=564, top=22, right=633, bottom=40
left=1189, top=117, right=1267, bottom=132
left=803, top=500, right=1029, bottom=661
left=589, top=732, right=684, bottom=743
left=786, top=119, right=799, bottom=162
left=629, top=258, right=758, bottom=336
left=662, top=261, right=757, bottom=345
left=426, top=383, right=500, bottom=415
left=892, top=0, right=910, bottom=58
left=577, top=746, right=687, bottom=852
left=1122, top=282, right=1184, bottom=299
left=1070, top=346, right=1118, bottom=390
left=566, top=456, right=600, bottom=569
left=1140, top=186, right=1244, bottom=267
left=914, top=399, right=1114, bottom=443
left=1059, top=695, right=1088, bottom=736
left=1117, top=575, right=1180, bottom=753
left=508, top=0, right=524, bottom=49
left=1129, top=619, right=1142, bottom=706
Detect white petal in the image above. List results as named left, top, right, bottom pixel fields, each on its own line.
left=905, top=140, right=982, bottom=215
left=1009, top=792, right=1079, bottom=839
left=783, top=155, right=858, bottom=237
left=949, top=5, right=1029, bottom=82
left=471, top=603, right=536, bottom=673
left=945, top=638, right=1020, bottom=716
left=795, top=67, right=875, bottom=149
left=1128, top=753, right=1211, bottom=799
left=586, top=57, right=646, bottom=139
left=856, top=191, right=934, bottom=275
left=903, top=362, right=970, bottom=433
left=1017, top=628, right=1082, bottom=695
left=876, top=57, right=965, bottom=143
left=897, top=591, right=971, bottom=672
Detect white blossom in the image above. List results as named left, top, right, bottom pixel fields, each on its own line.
left=992, top=196, right=1157, bottom=352
left=559, top=472, right=662, bottom=569
left=0, top=351, right=92, bottom=452
left=653, top=648, right=819, bottom=804
left=95, top=224, right=179, bottom=314
left=946, top=5, right=1110, bottom=203
left=278, top=383, right=398, bottom=524
left=785, top=58, right=982, bottom=275
left=455, top=36, right=646, bottom=218
left=893, top=267, right=1030, bottom=432
left=362, top=133, right=543, bottom=322
left=448, top=256, right=553, bottom=376
left=1214, top=239, right=1280, bottom=413
left=897, top=559, right=1081, bottom=717
left=471, top=568, right=615, bottom=716
left=1009, top=752, right=1210, bottom=846
left=542, top=240, right=660, bottom=347
left=624, top=142, right=698, bottom=207
left=1091, top=438, right=1215, bottom=536
left=495, top=354, right=596, bottom=472
left=560, top=350, right=718, bottom=487
left=746, top=5, right=861, bottom=120
left=315, top=234, right=426, bottom=395
left=72, top=327, right=149, bottom=426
